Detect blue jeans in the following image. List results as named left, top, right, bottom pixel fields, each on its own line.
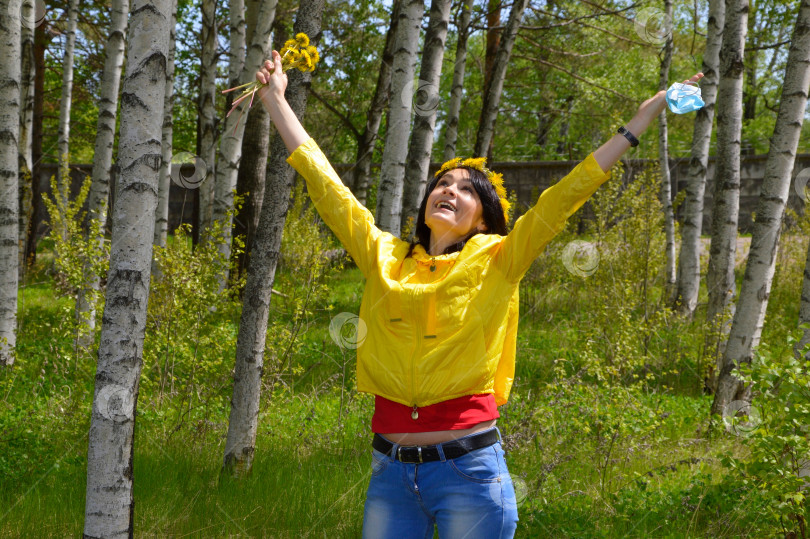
left=362, top=427, right=519, bottom=538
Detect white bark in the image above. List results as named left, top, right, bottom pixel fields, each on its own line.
left=442, top=0, right=473, bottom=162
left=223, top=0, right=325, bottom=476
left=229, top=0, right=246, bottom=88
left=375, top=0, right=424, bottom=236
left=0, top=0, right=21, bottom=366
left=211, top=0, right=277, bottom=290
left=76, top=0, right=130, bottom=349
left=705, top=0, right=748, bottom=385
left=153, top=0, right=177, bottom=270
left=83, top=0, right=170, bottom=534
left=400, top=0, right=452, bottom=237
left=18, top=0, right=34, bottom=278
left=56, top=0, right=79, bottom=185
left=658, top=0, right=676, bottom=305
left=675, top=0, right=724, bottom=318
left=473, top=0, right=529, bottom=158
left=712, top=0, right=810, bottom=414
left=197, top=0, right=218, bottom=242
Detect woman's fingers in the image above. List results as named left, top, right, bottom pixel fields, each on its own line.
left=684, top=72, right=704, bottom=84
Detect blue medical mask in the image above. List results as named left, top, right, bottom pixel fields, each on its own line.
left=666, top=82, right=705, bottom=114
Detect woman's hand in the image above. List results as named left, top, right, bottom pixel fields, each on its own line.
left=636, top=72, right=705, bottom=123
left=593, top=71, right=704, bottom=172
left=256, top=50, right=288, bottom=105
left=255, top=48, right=310, bottom=153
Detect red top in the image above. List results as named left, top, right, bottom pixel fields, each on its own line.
left=372, top=394, right=500, bottom=433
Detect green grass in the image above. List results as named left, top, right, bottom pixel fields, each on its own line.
left=1, top=230, right=807, bottom=537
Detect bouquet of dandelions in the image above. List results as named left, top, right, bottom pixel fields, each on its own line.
left=222, top=33, right=320, bottom=133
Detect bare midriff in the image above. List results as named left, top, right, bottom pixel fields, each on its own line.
left=381, top=419, right=497, bottom=446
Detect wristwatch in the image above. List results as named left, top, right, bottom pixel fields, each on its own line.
left=617, top=126, right=639, bottom=147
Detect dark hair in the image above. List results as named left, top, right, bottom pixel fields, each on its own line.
left=406, top=166, right=508, bottom=258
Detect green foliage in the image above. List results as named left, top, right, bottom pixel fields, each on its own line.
left=718, top=334, right=810, bottom=536
left=40, top=164, right=109, bottom=347
left=522, top=161, right=697, bottom=391
left=143, top=219, right=241, bottom=412
left=41, top=167, right=108, bottom=297
left=264, top=180, right=343, bottom=390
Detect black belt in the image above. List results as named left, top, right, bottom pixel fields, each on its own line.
left=372, top=428, right=500, bottom=464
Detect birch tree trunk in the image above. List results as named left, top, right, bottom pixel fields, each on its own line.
left=82, top=0, right=169, bottom=533
left=56, top=0, right=79, bottom=186
left=223, top=0, right=324, bottom=476
left=400, top=0, right=452, bottom=237
left=231, top=102, right=269, bottom=282
left=705, top=0, right=748, bottom=391
left=712, top=0, right=810, bottom=414
left=442, top=0, right=473, bottom=161
left=375, top=0, right=424, bottom=236
left=658, top=0, right=676, bottom=305
left=211, top=0, right=278, bottom=291
left=153, top=0, right=177, bottom=275
left=76, top=0, right=130, bottom=349
left=0, top=0, right=22, bottom=366
left=228, top=0, right=246, bottom=93
left=219, top=0, right=246, bottom=169
left=24, top=21, right=46, bottom=268
left=348, top=0, right=400, bottom=206
left=231, top=10, right=275, bottom=282
left=473, top=0, right=529, bottom=159
left=674, top=0, right=725, bottom=318
left=18, top=0, right=34, bottom=279
left=197, top=0, right=218, bottom=243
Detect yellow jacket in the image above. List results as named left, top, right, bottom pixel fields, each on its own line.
left=287, top=137, right=610, bottom=408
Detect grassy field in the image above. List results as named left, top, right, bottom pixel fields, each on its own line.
left=0, top=223, right=807, bottom=537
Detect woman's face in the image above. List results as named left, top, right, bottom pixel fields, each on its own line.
left=424, top=168, right=487, bottom=244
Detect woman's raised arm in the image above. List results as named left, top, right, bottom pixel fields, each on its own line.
left=492, top=72, right=704, bottom=283
left=257, top=51, right=310, bottom=152
left=256, top=50, right=391, bottom=278
left=593, top=72, right=704, bottom=171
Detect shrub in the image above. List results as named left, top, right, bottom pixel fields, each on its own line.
left=719, top=332, right=810, bottom=536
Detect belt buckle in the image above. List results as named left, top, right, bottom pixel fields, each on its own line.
left=396, top=445, right=424, bottom=463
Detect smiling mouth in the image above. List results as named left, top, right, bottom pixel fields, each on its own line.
left=435, top=201, right=456, bottom=212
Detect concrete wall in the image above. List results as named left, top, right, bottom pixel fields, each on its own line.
left=32, top=153, right=810, bottom=242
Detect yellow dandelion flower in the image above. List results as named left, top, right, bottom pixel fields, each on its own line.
left=463, top=157, right=487, bottom=169
left=284, top=39, right=298, bottom=50
left=295, top=32, right=310, bottom=47
left=307, top=46, right=320, bottom=65
left=436, top=157, right=462, bottom=176
left=281, top=49, right=300, bottom=71
left=294, top=50, right=314, bottom=72
left=501, top=199, right=511, bottom=219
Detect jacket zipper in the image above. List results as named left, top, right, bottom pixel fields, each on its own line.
left=409, top=286, right=422, bottom=420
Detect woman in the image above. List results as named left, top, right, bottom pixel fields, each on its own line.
left=257, top=49, right=702, bottom=538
